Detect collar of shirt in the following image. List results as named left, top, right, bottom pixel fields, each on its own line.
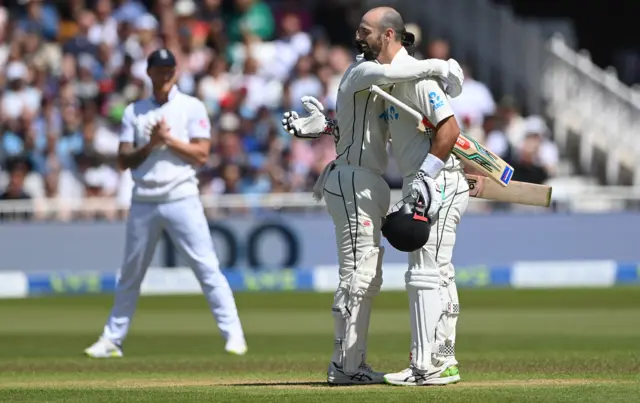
left=390, top=46, right=409, bottom=65
left=151, top=85, right=179, bottom=106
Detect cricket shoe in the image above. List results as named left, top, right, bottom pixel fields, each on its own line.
left=327, top=361, right=385, bottom=385
left=384, top=364, right=460, bottom=386
left=84, top=337, right=123, bottom=358
left=225, top=338, right=248, bottom=356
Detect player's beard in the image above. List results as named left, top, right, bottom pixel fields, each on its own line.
left=355, top=35, right=383, bottom=61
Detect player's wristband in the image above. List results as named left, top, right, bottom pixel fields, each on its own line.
left=322, top=118, right=337, bottom=136
left=420, top=154, right=445, bottom=178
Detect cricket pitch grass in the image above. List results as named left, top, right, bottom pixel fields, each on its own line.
left=1, top=288, right=639, bottom=402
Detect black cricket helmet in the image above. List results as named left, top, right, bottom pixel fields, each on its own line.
left=381, top=195, right=431, bottom=252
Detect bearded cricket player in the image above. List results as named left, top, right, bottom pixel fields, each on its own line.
left=282, top=7, right=463, bottom=385
left=84, top=48, right=247, bottom=358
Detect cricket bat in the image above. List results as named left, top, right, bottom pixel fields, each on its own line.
left=465, top=174, right=552, bottom=207
left=370, top=85, right=514, bottom=187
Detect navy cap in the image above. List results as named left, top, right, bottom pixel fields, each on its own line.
left=147, top=48, right=177, bottom=68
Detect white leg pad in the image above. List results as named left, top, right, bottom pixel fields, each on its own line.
left=406, top=268, right=441, bottom=372
left=356, top=247, right=383, bottom=364
left=433, top=279, right=460, bottom=364
left=331, top=247, right=384, bottom=374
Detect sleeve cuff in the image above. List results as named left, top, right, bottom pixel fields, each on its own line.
left=420, top=154, right=445, bottom=178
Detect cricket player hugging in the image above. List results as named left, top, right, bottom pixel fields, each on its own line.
left=85, top=48, right=247, bottom=358
left=380, top=46, right=469, bottom=386
left=282, top=7, right=464, bottom=385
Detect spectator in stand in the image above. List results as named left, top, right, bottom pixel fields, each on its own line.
left=0, top=157, right=34, bottom=221
left=287, top=55, right=323, bottom=115
left=63, top=10, right=99, bottom=60
left=112, top=0, right=147, bottom=24
left=261, top=12, right=311, bottom=83
left=200, top=0, right=225, bottom=54
left=324, top=45, right=352, bottom=110
left=523, top=115, right=559, bottom=178
left=0, top=7, right=9, bottom=70
left=2, top=62, right=42, bottom=120
left=507, top=117, right=558, bottom=185
left=483, top=114, right=511, bottom=160
left=198, top=57, right=230, bottom=116
left=17, top=0, right=60, bottom=42
left=89, top=0, right=119, bottom=47
left=227, top=0, right=275, bottom=45
left=1, top=158, right=32, bottom=200
left=127, top=14, right=162, bottom=83
left=498, top=95, right=528, bottom=147
left=425, top=38, right=449, bottom=60
left=510, top=137, right=549, bottom=185
left=448, top=63, right=496, bottom=133
left=272, top=0, right=313, bottom=33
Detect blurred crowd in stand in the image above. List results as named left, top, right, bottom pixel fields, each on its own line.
left=0, top=0, right=558, bottom=220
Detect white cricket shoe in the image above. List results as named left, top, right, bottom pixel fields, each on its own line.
left=327, top=361, right=385, bottom=385
left=225, top=338, right=247, bottom=356
left=384, top=364, right=460, bottom=386
left=84, top=337, right=123, bottom=358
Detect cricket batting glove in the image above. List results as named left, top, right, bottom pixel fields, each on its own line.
left=282, top=96, right=337, bottom=140
left=409, top=171, right=442, bottom=221
left=442, top=59, right=464, bottom=98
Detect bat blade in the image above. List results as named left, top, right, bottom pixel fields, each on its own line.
left=454, top=134, right=514, bottom=187
left=466, top=174, right=552, bottom=207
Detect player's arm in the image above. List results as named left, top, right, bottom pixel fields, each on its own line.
left=349, top=59, right=452, bottom=92
left=411, top=80, right=460, bottom=178
left=117, top=106, right=158, bottom=170
left=163, top=101, right=211, bottom=167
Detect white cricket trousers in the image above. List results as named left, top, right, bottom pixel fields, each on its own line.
left=402, top=167, right=469, bottom=366
left=322, top=165, right=390, bottom=373
left=101, top=195, right=245, bottom=345
left=323, top=165, right=391, bottom=272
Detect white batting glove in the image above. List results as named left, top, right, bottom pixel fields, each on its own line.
left=409, top=171, right=442, bottom=221
left=282, top=96, right=328, bottom=139
left=442, top=58, right=464, bottom=98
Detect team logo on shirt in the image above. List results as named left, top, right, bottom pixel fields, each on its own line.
left=379, top=106, right=399, bottom=122
left=429, top=92, right=444, bottom=111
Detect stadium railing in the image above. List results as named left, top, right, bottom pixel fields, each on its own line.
left=1, top=186, right=640, bottom=221
left=544, top=35, right=640, bottom=186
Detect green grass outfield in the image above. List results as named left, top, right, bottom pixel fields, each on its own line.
left=1, top=288, right=639, bottom=402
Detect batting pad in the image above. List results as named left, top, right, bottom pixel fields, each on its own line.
left=433, top=281, right=459, bottom=365
left=406, top=269, right=441, bottom=371
left=331, top=247, right=383, bottom=374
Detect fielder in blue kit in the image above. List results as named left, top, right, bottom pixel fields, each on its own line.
left=85, top=49, right=247, bottom=357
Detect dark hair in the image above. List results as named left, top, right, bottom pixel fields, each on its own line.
left=401, top=31, right=415, bottom=47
